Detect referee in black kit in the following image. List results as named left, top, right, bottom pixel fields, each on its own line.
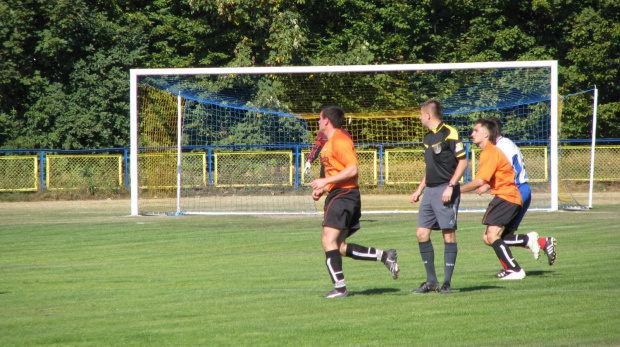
left=409, top=100, right=468, bottom=294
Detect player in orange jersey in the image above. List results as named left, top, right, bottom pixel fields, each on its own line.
left=310, top=105, right=400, bottom=298
left=460, top=118, right=527, bottom=280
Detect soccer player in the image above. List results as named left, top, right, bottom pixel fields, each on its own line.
left=460, top=118, right=527, bottom=280
left=410, top=100, right=468, bottom=294
left=311, top=105, right=399, bottom=298
left=304, top=129, right=352, bottom=178
left=476, top=117, right=557, bottom=273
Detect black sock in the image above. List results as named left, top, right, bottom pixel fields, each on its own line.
left=346, top=243, right=380, bottom=261
left=503, top=234, right=528, bottom=248
left=419, top=240, right=437, bottom=285
left=325, top=250, right=346, bottom=290
left=491, top=239, right=521, bottom=271
left=444, top=242, right=457, bottom=284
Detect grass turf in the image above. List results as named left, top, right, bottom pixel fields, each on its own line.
left=0, top=200, right=619, bottom=346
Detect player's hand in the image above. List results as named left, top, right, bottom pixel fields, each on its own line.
left=311, top=178, right=327, bottom=191
left=303, top=161, right=312, bottom=175
left=476, top=183, right=491, bottom=195
left=312, top=188, right=324, bottom=201
left=442, top=187, right=453, bottom=203
left=410, top=190, right=422, bottom=203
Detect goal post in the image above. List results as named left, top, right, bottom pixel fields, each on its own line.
left=129, top=61, right=559, bottom=216
left=557, top=86, right=599, bottom=210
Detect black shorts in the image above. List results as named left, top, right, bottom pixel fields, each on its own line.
left=323, top=188, right=361, bottom=235
left=482, top=196, right=522, bottom=231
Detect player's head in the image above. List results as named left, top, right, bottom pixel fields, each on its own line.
left=487, top=116, right=503, bottom=135
left=421, top=99, right=444, bottom=121
left=320, top=105, right=345, bottom=129
left=472, top=118, right=498, bottom=145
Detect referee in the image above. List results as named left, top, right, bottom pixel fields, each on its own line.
left=410, top=100, right=468, bottom=294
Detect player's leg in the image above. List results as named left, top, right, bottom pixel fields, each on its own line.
left=412, top=187, right=441, bottom=293
left=440, top=229, right=457, bottom=293
left=412, top=226, right=439, bottom=293
left=501, top=184, right=540, bottom=259
left=485, top=225, right=525, bottom=280
left=438, top=188, right=460, bottom=293
left=540, top=236, right=557, bottom=266
left=340, top=190, right=400, bottom=279
left=321, top=188, right=355, bottom=298
left=344, top=243, right=399, bottom=279
left=482, top=197, right=525, bottom=280
left=322, top=226, right=348, bottom=297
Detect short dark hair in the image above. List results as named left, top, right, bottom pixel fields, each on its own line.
left=475, top=118, right=498, bottom=143
left=320, top=105, right=345, bottom=128
left=487, top=116, right=503, bottom=135
left=422, top=99, right=444, bottom=120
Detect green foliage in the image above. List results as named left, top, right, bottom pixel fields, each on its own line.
left=0, top=0, right=618, bottom=150
left=0, top=0, right=148, bottom=149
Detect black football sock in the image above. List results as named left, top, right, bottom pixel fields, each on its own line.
left=491, top=239, right=522, bottom=271
left=443, top=242, right=458, bottom=284
left=503, top=234, right=528, bottom=248
left=345, top=243, right=381, bottom=261
left=325, top=250, right=346, bottom=291
left=419, top=240, right=438, bottom=285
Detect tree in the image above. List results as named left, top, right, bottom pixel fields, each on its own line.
left=0, top=0, right=618, bottom=149
left=0, top=0, right=149, bottom=149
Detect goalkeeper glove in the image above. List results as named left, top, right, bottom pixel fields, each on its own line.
left=304, top=161, right=312, bottom=175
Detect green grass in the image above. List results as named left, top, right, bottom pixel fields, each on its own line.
left=1, top=200, right=619, bottom=346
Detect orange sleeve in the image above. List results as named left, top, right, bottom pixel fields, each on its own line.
left=476, top=149, right=495, bottom=183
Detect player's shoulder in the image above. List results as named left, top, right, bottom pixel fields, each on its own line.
left=317, top=132, right=329, bottom=142
left=334, top=129, right=352, bottom=141
left=440, top=123, right=461, bottom=141
left=496, top=136, right=516, bottom=147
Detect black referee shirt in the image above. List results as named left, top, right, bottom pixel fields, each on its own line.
left=423, top=122, right=466, bottom=187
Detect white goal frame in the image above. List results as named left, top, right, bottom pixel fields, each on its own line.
left=129, top=61, right=559, bottom=216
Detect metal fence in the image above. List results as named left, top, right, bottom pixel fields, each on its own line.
left=1, top=142, right=619, bottom=193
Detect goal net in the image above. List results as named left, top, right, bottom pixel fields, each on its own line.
left=129, top=62, right=559, bottom=215
left=558, top=87, right=598, bottom=210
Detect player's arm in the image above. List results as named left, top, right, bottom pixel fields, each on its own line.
left=442, top=157, right=468, bottom=203
left=304, top=144, right=323, bottom=175
left=308, top=145, right=323, bottom=163
left=312, top=187, right=325, bottom=201
left=311, top=164, right=358, bottom=191
left=476, top=183, right=491, bottom=195
left=410, top=174, right=427, bottom=203
left=460, top=178, right=487, bottom=193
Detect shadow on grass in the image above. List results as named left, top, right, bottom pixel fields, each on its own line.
left=524, top=270, right=555, bottom=277
left=456, top=285, right=504, bottom=292
left=350, top=288, right=401, bottom=296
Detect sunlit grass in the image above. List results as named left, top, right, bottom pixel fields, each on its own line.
left=0, top=200, right=618, bottom=346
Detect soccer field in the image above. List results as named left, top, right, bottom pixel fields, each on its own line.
left=1, top=199, right=619, bottom=346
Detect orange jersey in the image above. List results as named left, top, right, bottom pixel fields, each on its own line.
left=321, top=129, right=358, bottom=191
left=476, top=142, right=522, bottom=206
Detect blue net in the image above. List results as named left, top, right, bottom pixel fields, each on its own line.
left=137, top=66, right=554, bottom=214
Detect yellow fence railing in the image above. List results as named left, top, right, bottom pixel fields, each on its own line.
left=214, top=151, right=293, bottom=187
left=0, top=156, right=38, bottom=191
left=1, top=145, right=619, bottom=192
left=45, top=155, right=123, bottom=191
